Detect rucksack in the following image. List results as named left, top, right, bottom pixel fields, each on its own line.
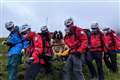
left=110, top=31, right=120, bottom=50
left=83, top=29, right=91, bottom=51
left=75, top=28, right=104, bottom=51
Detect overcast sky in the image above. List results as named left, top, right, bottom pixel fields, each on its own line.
left=0, top=0, right=119, bottom=37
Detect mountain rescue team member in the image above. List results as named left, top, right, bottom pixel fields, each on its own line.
left=2, top=21, right=24, bottom=80
left=39, top=26, right=53, bottom=75
left=19, top=24, right=44, bottom=80
left=103, top=27, right=120, bottom=73
left=63, top=18, right=88, bottom=80
left=86, top=23, right=106, bottom=80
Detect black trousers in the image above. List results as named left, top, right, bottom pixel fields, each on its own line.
left=104, top=51, right=117, bottom=72
left=24, top=62, right=52, bottom=80
left=85, top=51, right=104, bottom=80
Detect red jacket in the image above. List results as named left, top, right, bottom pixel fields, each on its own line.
left=90, top=31, right=106, bottom=52
left=39, top=32, right=53, bottom=56
left=64, top=26, right=88, bottom=54
left=26, top=32, right=44, bottom=64
left=104, top=30, right=120, bottom=51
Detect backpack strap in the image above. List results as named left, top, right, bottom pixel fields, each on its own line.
left=110, top=31, right=116, bottom=46
left=73, top=27, right=80, bottom=41
left=98, top=31, right=104, bottom=49
left=83, top=29, right=91, bottom=50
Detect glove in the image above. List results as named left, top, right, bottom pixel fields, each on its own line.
left=26, top=57, right=34, bottom=64
left=88, top=45, right=91, bottom=49
left=69, top=49, right=76, bottom=54
left=44, top=53, right=53, bottom=61
left=104, top=53, right=109, bottom=58
left=73, top=51, right=81, bottom=58
left=21, top=49, right=25, bottom=54
left=2, top=40, right=8, bottom=45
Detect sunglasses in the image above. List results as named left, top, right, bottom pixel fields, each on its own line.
left=21, top=31, right=28, bottom=35
left=91, top=28, right=97, bottom=30
left=7, top=27, right=13, bottom=30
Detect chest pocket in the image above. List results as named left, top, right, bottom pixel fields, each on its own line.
left=91, top=35, right=101, bottom=48
left=66, top=35, right=80, bottom=48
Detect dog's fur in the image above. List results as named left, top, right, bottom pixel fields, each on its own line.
left=51, top=31, right=64, bottom=53
left=52, top=30, right=63, bottom=40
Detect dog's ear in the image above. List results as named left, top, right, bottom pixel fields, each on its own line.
left=55, top=31, right=57, bottom=34
left=59, top=31, right=63, bottom=39
left=52, top=30, right=58, bottom=39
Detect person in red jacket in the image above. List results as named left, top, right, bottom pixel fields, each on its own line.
left=19, top=24, right=45, bottom=80
left=85, top=22, right=105, bottom=80
left=39, top=26, right=53, bottom=75
left=103, top=27, right=119, bottom=73
left=63, top=18, right=88, bottom=80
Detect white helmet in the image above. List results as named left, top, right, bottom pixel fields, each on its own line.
left=20, top=24, right=31, bottom=33
left=5, top=21, right=14, bottom=29
left=103, top=27, right=111, bottom=34
left=91, top=22, right=99, bottom=29
left=41, top=26, right=48, bottom=32
left=64, top=18, right=73, bottom=26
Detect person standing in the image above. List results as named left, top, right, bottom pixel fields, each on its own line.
left=85, top=22, right=105, bottom=80
left=103, top=27, right=120, bottom=73
left=63, top=18, right=88, bottom=80
left=2, top=21, right=24, bottom=80
left=19, top=24, right=44, bottom=80
left=39, top=26, right=53, bottom=75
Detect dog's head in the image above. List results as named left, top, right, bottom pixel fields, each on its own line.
left=52, top=30, right=63, bottom=40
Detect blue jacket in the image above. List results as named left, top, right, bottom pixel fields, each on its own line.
left=7, top=26, right=29, bottom=56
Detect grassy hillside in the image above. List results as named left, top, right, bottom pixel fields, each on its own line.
left=0, top=38, right=120, bottom=80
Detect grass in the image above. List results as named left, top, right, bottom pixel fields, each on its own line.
left=0, top=38, right=120, bottom=80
